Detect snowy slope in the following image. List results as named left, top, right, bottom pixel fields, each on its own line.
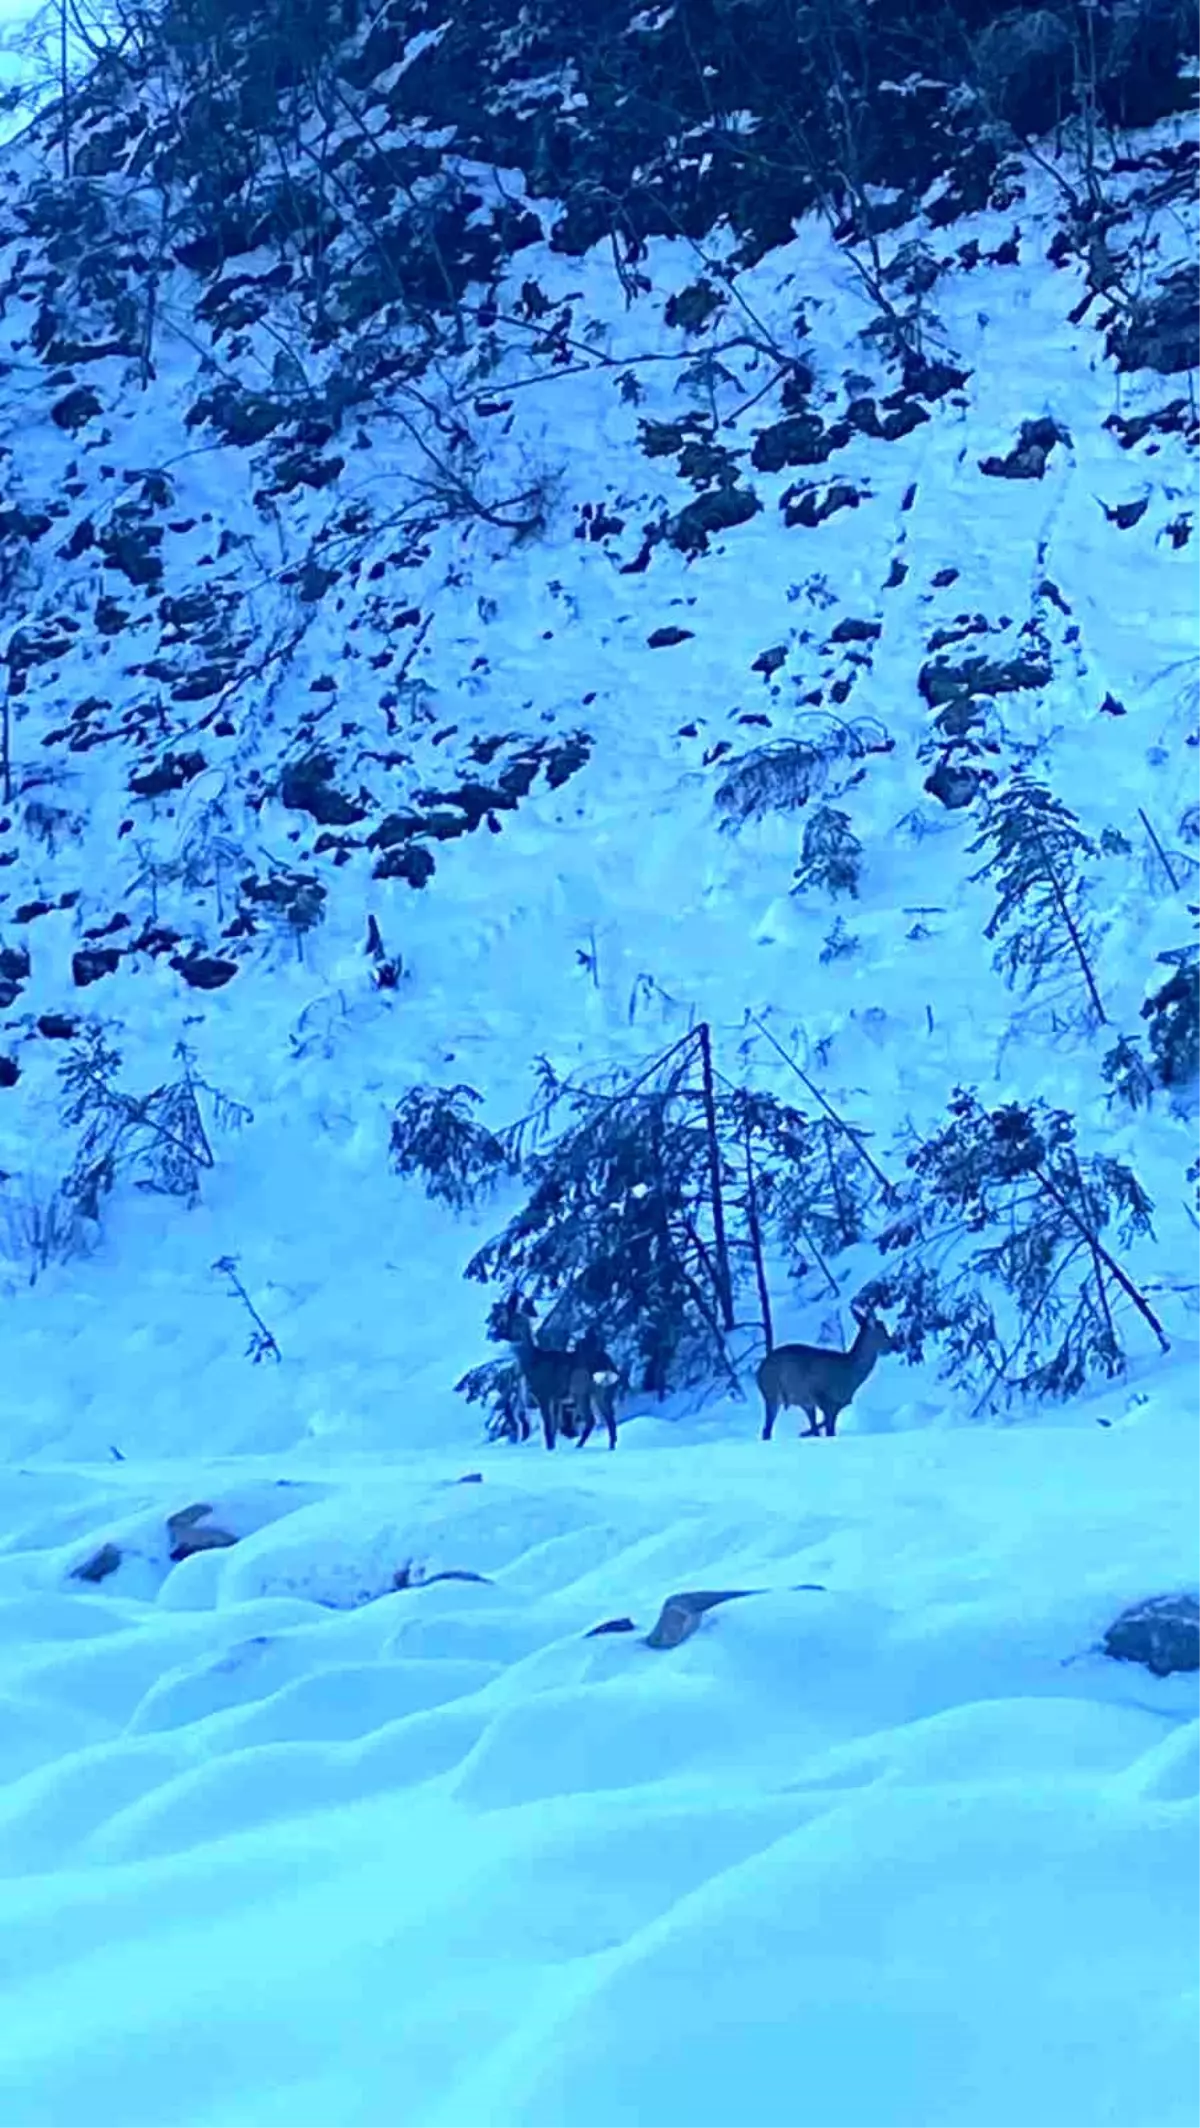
left=0, top=75, right=1195, bottom=2128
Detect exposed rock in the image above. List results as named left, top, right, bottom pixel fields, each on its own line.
left=1102, top=1593, right=1199, bottom=1677
left=752, top=415, right=847, bottom=471
left=877, top=399, right=930, bottom=442
left=264, top=449, right=344, bottom=498
left=0, top=945, right=30, bottom=985
left=0, top=505, right=52, bottom=543
left=172, top=950, right=238, bottom=991
left=98, top=512, right=164, bottom=589
left=1108, top=271, right=1199, bottom=376
left=902, top=351, right=970, bottom=399
left=1105, top=399, right=1192, bottom=449
left=752, top=645, right=788, bottom=677
left=644, top=1588, right=761, bottom=1649
left=280, top=751, right=367, bottom=826
left=830, top=618, right=881, bottom=645
left=638, top=417, right=700, bottom=459
left=664, top=279, right=725, bottom=332
left=0, top=1055, right=17, bottom=1087
left=980, top=417, right=1071, bottom=481
left=1101, top=497, right=1149, bottom=530
left=674, top=439, right=738, bottom=487
left=919, top=651, right=1051, bottom=706
left=169, top=1521, right=238, bottom=1561
left=667, top=486, right=760, bottom=554
left=6, top=620, right=75, bottom=684
left=782, top=480, right=862, bottom=529
left=647, top=626, right=695, bottom=648
left=129, top=750, right=208, bottom=799
left=50, top=385, right=103, bottom=432
left=186, top=384, right=286, bottom=446
left=70, top=1542, right=122, bottom=1584
left=94, top=596, right=130, bottom=635
left=368, top=812, right=425, bottom=851
left=37, top=1013, right=79, bottom=1039
left=373, top=842, right=436, bottom=887
left=72, top=946, right=122, bottom=986
left=925, top=759, right=986, bottom=809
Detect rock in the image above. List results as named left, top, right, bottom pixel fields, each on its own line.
left=643, top=1588, right=761, bottom=1649
left=676, top=439, right=736, bottom=486
left=1102, top=1593, right=1199, bottom=1677
left=186, top=383, right=285, bottom=446
left=752, top=415, right=846, bottom=472
left=51, top=385, right=104, bottom=433
left=37, top=1013, right=79, bottom=1039
left=280, top=751, right=367, bottom=826
left=94, top=596, right=129, bottom=635
left=980, top=416, right=1071, bottom=481
left=925, top=759, right=986, bottom=809
left=169, top=1523, right=237, bottom=1561
left=637, top=417, right=696, bottom=459
left=586, top=1616, right=638, bottom=1637
left=0, top=506, right=52, bottom=543
left=830, top=618, right=881, bottom=645
left=664, top=279, right=725, bottom=332
left=70, top=1542, right=122, bottom=1584
left=172, top=950, right=238, bottom=990
left=0, top=945, right=30, bottom=984
left=1108, top=271, right=1199, bottom=376
left=373, top=842, right=435, bottom=887
left=393, top=1567, right=492, bottom=1591
left=752, top=645, right=788, bottom=677
left=72, top=946, right=122, bottom=986
left=667, top=487, right=760, bottom=555
left=1105, top=400, right=1191, bottom=449
left=0, top=1056, right=17, bottom=1087
left=1101, top=497, right=1149, bottom=530
left=902, top=351, right=970, bottom=399
left=98, top=511, right=164, bottom=588
left=166, top=1501, right=237, bottom=1562
left=919, top=652, right=1051, bottom=706
left=782, top=480, right=862, bottom=529
left=647, top=626, right=695, bottom=649
left=129, top=750, right=207, bottom=799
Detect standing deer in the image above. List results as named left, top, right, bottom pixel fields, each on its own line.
left=502, top=1301, right=621, bottom=1451
left=757, top=1310, right=896, bottom=1440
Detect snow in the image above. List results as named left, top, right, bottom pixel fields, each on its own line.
left=0, top=83, right=1195, bottom=2128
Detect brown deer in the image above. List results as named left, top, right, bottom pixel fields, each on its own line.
left=757, top=1310, right=896, bottom=1440
left=502, top=1301, right=621, bottom=1451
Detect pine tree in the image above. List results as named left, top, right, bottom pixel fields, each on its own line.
left=792, top=805, right=862, bottom=899
left=968, top=774, right=1106, bottom=1024
left=868, top=1090, right=1166, bottom=1404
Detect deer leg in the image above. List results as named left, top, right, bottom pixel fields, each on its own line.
left=605, top=1395, right=617, bottom=1451
left=575, top=1397, right=595, bottom=1449
left=761, top=1397, right=778, bottom=1442
left=800, top=1407, right=821, bottom=1437
left=539, top=1399, right=557, bottom=1452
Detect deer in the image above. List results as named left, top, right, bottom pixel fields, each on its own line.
left=501, top=1300, right=621, bottom=1451
left=757, top=1309, right=897, bottom=1441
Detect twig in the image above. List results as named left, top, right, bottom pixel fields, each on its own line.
left=1138, top=806, right=1180, bottom=892
left=748, top=1013, right=897, bottom=1200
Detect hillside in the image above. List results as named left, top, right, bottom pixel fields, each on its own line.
left=0, top=1, right=1196, bottom=2121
